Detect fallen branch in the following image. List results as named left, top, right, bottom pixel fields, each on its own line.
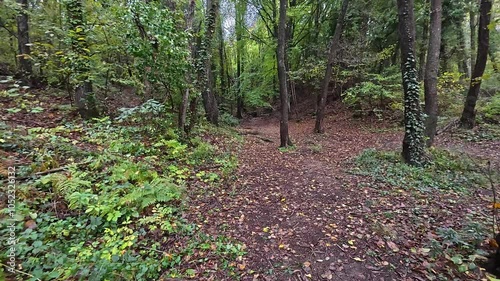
left=237, top=129, right=274, bottom=142
left=436, top=118, right=459, bottom=135
left=252, top=135, right=274, bottom=143
left=1, top=161, right=91, bottom=183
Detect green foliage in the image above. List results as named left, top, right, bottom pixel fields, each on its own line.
left=425, top=220, right=488, bottom=274
left=353, top=148, right=489, bottom=192
left=0, top=100, right=245, bottom=280
left=342, top=67, right=402, bottom=118
left=219, top=112, right=241, bottom=127
left=481, top=94, right=500, bottom=123
left=437, top=72, right=467, bottom=116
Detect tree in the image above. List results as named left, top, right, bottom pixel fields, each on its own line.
left=277, top=0, right=292, bottom=147
left=423, top=0, right=442, bottom=147
left=314, top=0, right=349, bottom=133
left=179, top=0, right=196, bottom=132
left=235, top=0, right=247, bottom=119
left=66, top=0, right=98, bottom=119
left=16, top=0, right=32, bottom=85
left=460, top=0, right=492, bottom=129
left=200, top=0, right=220, bottom=125
left=398, top=0, right=426, bottom=166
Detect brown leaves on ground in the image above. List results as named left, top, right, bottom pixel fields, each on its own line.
left=186, top=107, right=499, bottom=280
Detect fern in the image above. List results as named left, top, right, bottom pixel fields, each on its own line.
left=39, top=172, right=91, bottom=196
left=121, top=178, right=183, bottom=210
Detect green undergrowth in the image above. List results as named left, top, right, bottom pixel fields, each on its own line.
left=352, top=148, right=491, bottom=193
left=0, top=100, right=245, bottom=280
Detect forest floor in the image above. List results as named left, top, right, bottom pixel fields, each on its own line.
left=188, top=105, right=500, bottom=281
left=1, top=82, right=499, bottom=280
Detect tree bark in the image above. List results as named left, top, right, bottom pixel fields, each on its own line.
left=398, top=0, right=426, bottom=166
left=418, top=0, right=430, bottom=81
left=218, top=17, right=226, bottom=107
left=277, top=0, right=292, bottom=147
left=424, top=0, right=442, bottom=147
left=235, top=0, right=246, bottom=119
left=179, top=0, right=196, bottom=131
left=16, top=0, right=33, bottom=85
left=470, top=0, right=480, bottom=70
left=200, top=0, right=220, bottom=125
left=460, top=0, right=492, bottom=129
left=314, top=0, right=349, bottom=133
left=66, top=0, right=98, bottom=119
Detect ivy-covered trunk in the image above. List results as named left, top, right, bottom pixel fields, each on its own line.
left=16, top=0, right=33, bottom=85
left=277, top=0, right=291, bottom=147
left=314, top=0, right=349, bottom=134
left=66, top=0, right=98, bottom=119
left=199, top=0, right=220, bottom=125
left=398, top=0, right=425, bottom=166
left=424, top=0, right=442, bottom=147
left=460, top=0, right=492, bottom=129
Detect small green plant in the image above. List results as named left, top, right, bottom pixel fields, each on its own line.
left=353, top=148, right=489, bottom=192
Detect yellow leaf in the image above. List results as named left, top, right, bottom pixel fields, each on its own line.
left=493, top=203, right=500, bottom=209
left=279, top=244, right=285, bottom=249
left=263, top=227, right=270, bottom=233
left=238, top=263, right=246, bottom=270
left=353, top=257, right=365, bottom=262
left=348, top=240, right=355, bottom=245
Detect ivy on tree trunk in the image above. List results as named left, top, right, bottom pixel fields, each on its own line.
left=398, top=0, right=426, bottom=166
left=66, top=0, right=98, bottom=119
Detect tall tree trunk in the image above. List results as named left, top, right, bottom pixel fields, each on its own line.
left=398, top=0, right=425, bottom=166
left=277, top=0, right=292, bottom=147
left=460, top=0, right=492, bottom=129
left=16, top=0, right=33, bottom=85
left=418, top=0, right=430, bottom=81
left=424, top=0, right=442, bottom=147
left=200, top=0, right=220, bottom=125
left=470, top=0, right=479, bottom=70
left=458, top=27, right=471, bottom=77
left=218, top=17, right=226, bottom=108
left=179, top=0, right=196, bottom=131
left=66, top=0, right=98, bottom=119
left=235, top=0, right=246, bottom=119
left=314, top=0, right=349, bottom=133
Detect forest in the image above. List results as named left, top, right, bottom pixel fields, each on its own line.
left=0, top=0, right=499, bottom=280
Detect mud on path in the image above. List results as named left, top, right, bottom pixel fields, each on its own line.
left=189, top=110, right=498, bottom=281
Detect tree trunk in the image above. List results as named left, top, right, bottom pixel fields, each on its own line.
left=398, top=0, right=426, bottom=166
left=179, top=0, right=196, bottom=131
left=314, top=0, right=349, bottom=133
left=16, top=0, right=33, bottom=85
left=277, top=0, right=292, bottom=147
left=424, top=0, right=442, bottom=147
left=218, top=17, right=226, bottom=107
left=418, top=0, right=429, bottom=81
left=235, top=0, right=246, bottom=119
left=470, top=0, right=479, bottom=70
left=460, top=0, right=492, bottom=129
left=200, top=0, right=220, bottom=125
left=458, top=27, right=471, bottom=77
left=66, top=0, right=98, bottom=119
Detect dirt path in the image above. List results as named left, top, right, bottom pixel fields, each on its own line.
left=190, top=111, right=498, bottom=281
left=233, top=113, right=403, bottom=281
